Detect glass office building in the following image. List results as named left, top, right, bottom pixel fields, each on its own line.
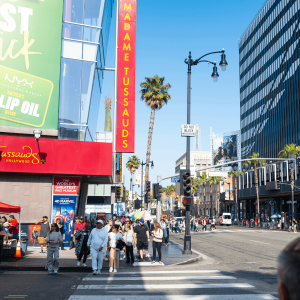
left=239, top=0, right=300, bottom=159
left=59, top=0, right=114, bottom=141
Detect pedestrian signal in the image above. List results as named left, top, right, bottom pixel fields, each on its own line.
left=183, top=197, right=192, bottom=206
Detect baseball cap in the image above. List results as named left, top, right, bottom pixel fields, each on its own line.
left=139, top=218, right=144, bottom=223
left=97, top=219, right=103, bottom=224
left=43, top=216, right=48, bottom=219
left=80, top=216, right=84, bottom=220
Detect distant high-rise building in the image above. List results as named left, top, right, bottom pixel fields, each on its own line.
left=239, top=0, right=300, bottom=159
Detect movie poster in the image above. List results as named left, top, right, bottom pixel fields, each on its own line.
left=28, top=225, right=41, bottom=247
left=51, top=195, right=77, bottom=247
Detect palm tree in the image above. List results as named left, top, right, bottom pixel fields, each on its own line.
left=228, top=170, right=244, bottom=221
left=242, top=153, right=266, bottom=226
left=126, top=155, right=141, bottom=193
left=279, top=143, right=300, bottom=221
left=139, top=75, right=171, bottom=186
left=206, top=176, right=224, bottom=217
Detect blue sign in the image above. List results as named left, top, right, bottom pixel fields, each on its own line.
left=171, top=177, right=180, bottom=183
left=52, top=195, right=78, bottom=247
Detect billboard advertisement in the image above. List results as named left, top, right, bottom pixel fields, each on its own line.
left=225, top=190, right=235, bottom=201
left=0, top=0, right=63, bottom=131
left=116, top=0, right=137, bottom=153
left=211, top=130, right=240, bottom=169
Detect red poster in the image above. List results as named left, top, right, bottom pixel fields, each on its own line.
left=53, top=176, right=80, bottom=195
left=97, top=212, right=106, bottom=220
left=116, top=0, right=137, bottom=153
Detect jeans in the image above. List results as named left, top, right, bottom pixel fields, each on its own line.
left=153, top=241, right=162, bottom=261
left=126, top=245, right=134, bottom=263
left=47, top=247, right=59, bottom=272
left=78, top=243, right=88, bottom=263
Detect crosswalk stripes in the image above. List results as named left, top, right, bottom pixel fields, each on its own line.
left=68, top=269, right=278, bottom=300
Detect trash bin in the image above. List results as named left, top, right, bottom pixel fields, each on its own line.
left=21, top=239, right=28, bottom=256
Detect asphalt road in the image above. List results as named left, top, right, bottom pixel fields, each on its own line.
left=170, top=226, right=299, bottom=299
left=0, top=227, right=296, bottom=300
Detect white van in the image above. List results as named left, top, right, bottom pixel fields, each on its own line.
left=216, top=213, right=232, bottom=226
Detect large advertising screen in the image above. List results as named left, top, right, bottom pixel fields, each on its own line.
left=0, top=0, right=63, bottom=131
left=211, top=130, right=240, bottom=169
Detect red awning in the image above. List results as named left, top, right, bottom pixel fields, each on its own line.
left=0, top=202, right=21, bottom=213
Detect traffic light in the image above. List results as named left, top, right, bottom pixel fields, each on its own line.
left=116, top=186, right=122, bottom=198
left=183, top=196, right=192, bottom=206
left=153, top=183, right=158, bottom=199
left=182, top=170, right=191, bottom=196
left=146, top=181, right=151, bottom=193
left=145, top=192, right=150, bottom=203
left=158, top=185, right=163, bottom=198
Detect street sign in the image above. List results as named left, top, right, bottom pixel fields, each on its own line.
left=171, top=177, right=180, bottom=183
left=181, top=124, right=197, bottom=137
left=208, top=171, right=228, bottom=177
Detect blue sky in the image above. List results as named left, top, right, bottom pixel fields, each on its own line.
left=97, top=0, right=266, bottom=191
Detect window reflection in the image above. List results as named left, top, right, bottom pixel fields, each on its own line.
left=64, top=0, right=84, bottom=23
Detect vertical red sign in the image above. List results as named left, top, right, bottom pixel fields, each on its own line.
left=116, top=0, right=137, bottom=153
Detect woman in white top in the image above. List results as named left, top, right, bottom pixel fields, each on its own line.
left=107, top=225, right=124, bottom=273
left=151, top=222, right=163, bottom=264
left=104, top=220, right=112, bottom=261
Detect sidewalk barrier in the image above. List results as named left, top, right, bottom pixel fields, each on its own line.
left=14, top=240, right=22, bottom=258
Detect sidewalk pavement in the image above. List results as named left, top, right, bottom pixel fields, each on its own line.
left=0, top=240, right=201, bottom=272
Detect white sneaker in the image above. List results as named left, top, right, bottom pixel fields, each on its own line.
left=97, top=270, right=101, bottom=274
left=82, top=263, right=87, bottom=267
left=109, top=266, right=113, bottom=273
left=105, top=257, right=109, bottom=261
left=54, top=270, right=58, bottom=274
left=113, top=269, right=118, bottom=273
left=123, top=255, right=126, bottom=259
left=77, top=261, right=80, bottom=266
left=93, top=270, right=97, bottom=275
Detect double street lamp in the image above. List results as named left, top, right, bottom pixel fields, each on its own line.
left=183, top=49, right=228, bottom=254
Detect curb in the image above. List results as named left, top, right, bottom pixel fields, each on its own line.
left=167, top=241, right=202, bottom=266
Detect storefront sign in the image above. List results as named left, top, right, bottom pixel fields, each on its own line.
left=0, top=136, right=112, bottom=176
left=97, top=212, right=106, bottom=220
left=51, top=195, right=77, bottom=247
left=116, top=0, right=137, bottom=153
left=0, top=0, right=63, bottom=131
left=53, top=176, right=80, bottom=195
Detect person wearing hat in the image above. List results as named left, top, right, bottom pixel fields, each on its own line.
left=87, top=219, right=108, bottom=275
left=36, top=216, right=51, bottom=254
left=133, top=218, right=150, bottom=262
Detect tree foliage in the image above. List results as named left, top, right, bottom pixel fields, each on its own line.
left=279, top=143, right=300, bottom=158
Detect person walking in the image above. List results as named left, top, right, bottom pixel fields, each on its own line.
left=56, top=219, right=65, bottom=250
left=108, top=225, right=124, bottom=273
left=133, top=218, right=150, bottom=262
left=45, top=223, right=63, bottom=275
left=87, top=219, right=108, bottom=275
left=104, top=219, right=112, bottom=261
left=160, top=218, right=168, bottom=247
left=202, top=218, right=207, bottom=231
left=151, top=222, right=163, bottom=264
left=293, top=220, right=298, bottom=233
left=75, top=223, right=91, bottom=267
left=36, top=216, right=50, bottom=254
left=124, top=223, right=135, bottom=264
left=69, top=217, right=79, bottom=250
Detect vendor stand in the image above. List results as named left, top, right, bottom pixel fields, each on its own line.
left=0, top=202, right=21, bottom=261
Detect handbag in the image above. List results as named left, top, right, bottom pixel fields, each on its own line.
left=116, top=239, right=126, bottom=250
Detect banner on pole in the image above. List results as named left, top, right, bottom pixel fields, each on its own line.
left=116, top=0, right=137, bottom=153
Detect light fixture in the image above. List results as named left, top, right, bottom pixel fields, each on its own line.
left=33, top=129, right=42, bottom=141
left=219, top=51, right=228, bottom=72
left=211, top=64, right=219, bottom=83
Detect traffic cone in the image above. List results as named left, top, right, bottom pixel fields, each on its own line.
left=14, top=240, right=22, bottom=258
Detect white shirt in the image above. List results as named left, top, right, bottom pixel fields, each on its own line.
left=105, top=225, right=111, bottom=233
left=87, top=227, right=108, bottom=252
left=124, top=230, right=134, bottom=245
left=108, top=232, right=123, bottom=248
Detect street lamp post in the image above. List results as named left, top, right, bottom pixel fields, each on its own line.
left=141, top=161, right=154, bottom=209
left=228, top=182, right=231, bottom=213
left=183, top=49, right=228, bottom=254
